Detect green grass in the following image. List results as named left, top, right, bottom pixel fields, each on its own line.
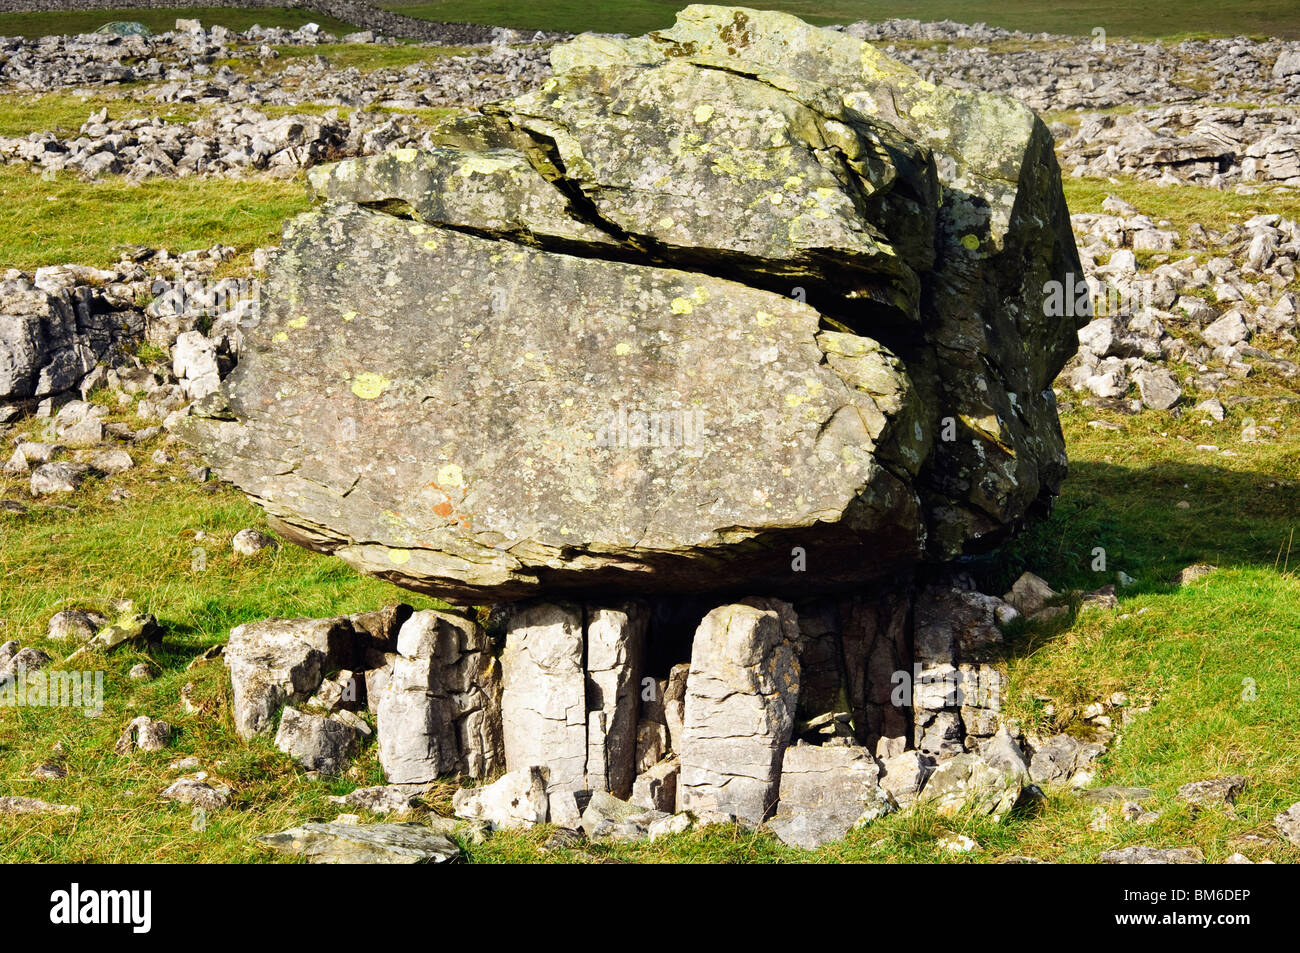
left=385, top=0, right=1300, bottom=40
left=269, top=42, right=478, bottom=70
left=0, top=7, right=357, bottom=40
left=1062, top=176, right=1300, bottom=238
left=2, top=395, right=1297, bottom=862
left=0, top=166, right=309, bottom=271
left=0, top=93, right=207, bottom=138
left=0, top=119, right=1298, bottom=860
left=6, top=2, right=1297, bottom=41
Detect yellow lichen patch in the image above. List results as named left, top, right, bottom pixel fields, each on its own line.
left=961, top=234, right=981, bottom=251
left=785, top=392, right=807, bottom=408
left=455, top=153, right=518, bottom=176
left=670, top=297, right=694, bottom=315
left=783, top=175, right=803, bottom=191
left=271, top=331, right=289, bottom=344
left=692, top=103, right=714, bottom=124
left=387, top=548, right=411, bottom=565
left=690, top=285, right=709, bottom=304
left=391, top=148, right=419, bottom=163
left=756, top=310, right=777, bottom=327
left=341, top=310, right=358, bottom=322
left=615, top=341, right=632, bottom=356
left=351, top=372, right=390, bottom=400
left=436, top=463, right=464, bottom=488
left=658, top=216, right=675, bottom=229
left=288, top=315, right=308, bottom=329
left=408, top=223, right=427, bottom=235
left=423, top=240, right=439, bottom=250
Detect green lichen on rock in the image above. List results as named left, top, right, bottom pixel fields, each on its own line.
left=181, top=5, right=1083, bottom=602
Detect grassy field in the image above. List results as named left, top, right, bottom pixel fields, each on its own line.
left=1, top=379, right=1296, bottom=862
left=3, top=2, right=1298, bottom=41
left=385, top=0, right=1300, bottom=40
left=0, top=57, right=1298, bottom=859
left=0, top=165, right=309, bottom=271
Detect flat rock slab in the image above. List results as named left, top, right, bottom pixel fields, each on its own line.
left=256, top=822, right=460, bottom=864
left=1099, top=846, right=1205, bottom=864
left=187, top=204, right=922, bottom=602
left=0, top=796, right=79, bottom=816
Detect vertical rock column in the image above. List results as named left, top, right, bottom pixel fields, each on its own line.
left=376, top=609, right=503, bottom=784
left=911, top=584, right=1010, bottom=760
left=500, top=601, right=648, bottom=795
left=677, top=598, right=803, bottom=823
left=585, top=603, right=648, bottom=799
left=839, top=582, right=914, bottom=754
left=500, top=603, right=589, bottom=793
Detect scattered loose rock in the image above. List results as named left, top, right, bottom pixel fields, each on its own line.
left=256, top=821, right=459, bottom=864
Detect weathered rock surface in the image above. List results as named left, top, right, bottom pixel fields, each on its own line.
left=499, top=603, right=586, bottom=792
left=1028, top=733, right=1106, bottom=788
left=328, top=785, right=418, bottom=816
left=160, top=776, right=231, bottom=809
left=224, top=615, right=353, bottom=738
left=767, top=743, right=895, bottom=848
left=451, top=766, right=549, bottom=830
left=0, top=796, right=79, bottom=816
left=114, top=715, right=171, bottom=754
left=376, top=608, right=502, bottom=783
left=676, top=598, right=802, bottom=822
left=631, top=759, right=680, bottom=813
left=256, top=821, right=459, bottom=864
left=918, top=751, right=1023, bottom=820
left=1176, top=775, right=1249, bottom=811
left=274, top=706, right=361, bottom=775
left=182, top=5, right=1083, bottom=603
left=1275, top=802, right=1300, bottom=847
left=1099, top=846, right=1205, bottom=864
left=579, top=790, right=669, bottom=842
left=912, top=583, right=1011, bottom=758
left=584, top=603, right=647, bottom=798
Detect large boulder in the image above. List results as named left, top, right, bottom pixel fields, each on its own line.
left=766, top=743, right=895, bottom=848
left=181, top=5, right=1082, bottom=604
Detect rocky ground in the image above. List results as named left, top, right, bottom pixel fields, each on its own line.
left=1, top=14, right=1298, bottom=864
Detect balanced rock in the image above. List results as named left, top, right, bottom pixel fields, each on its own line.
left=181, top=4, right=1083, bottom=604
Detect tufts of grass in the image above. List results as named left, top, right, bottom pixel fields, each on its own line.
left=268, top=42, right=479, bottom=71
left=0, top=165, right=309, bottom=271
